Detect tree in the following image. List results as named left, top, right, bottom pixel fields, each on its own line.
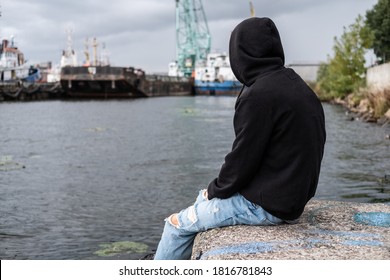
left=317, top=15, right=373, bottom=98
left=366, top=0, right=390, bottom=63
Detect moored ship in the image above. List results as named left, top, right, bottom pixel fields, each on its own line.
left=0, top=37, right=41, bottom=83
left=0, top=36, right=50, bottom=101
left=60, top=36, right=193, bottom=99
left=60, top=65, right=193, bottom=98
left=194, top=52, right=241, bottom=96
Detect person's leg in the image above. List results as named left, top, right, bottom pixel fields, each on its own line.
left=154, top=190, right=207, bottom=260
left=154, top=190, right=282, bottom=260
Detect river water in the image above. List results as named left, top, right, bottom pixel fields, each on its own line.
left=0, top=97, right=389, bottom=259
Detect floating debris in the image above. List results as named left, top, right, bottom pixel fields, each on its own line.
left=85, top=127, right=107, bottom=132
left=184, top=108, right=194, bottom=114
left=379, top=174, right=390, bottom=184
left=0, top=155, right=13, bottom=162
left=181, top=107, right=198, bottom=116
left=94, top=241, right=148, bottom=257
left=0, top=155, right=25, bottom=171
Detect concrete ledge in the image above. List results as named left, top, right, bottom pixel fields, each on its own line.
left=191, top=200, right=390, bottom=260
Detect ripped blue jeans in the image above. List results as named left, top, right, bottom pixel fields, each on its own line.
left=154, top=190, right=283, bottom=260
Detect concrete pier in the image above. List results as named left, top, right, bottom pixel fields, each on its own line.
left=191, top=200, right=390, bottom=260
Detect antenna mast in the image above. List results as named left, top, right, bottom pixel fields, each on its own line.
left=61, top=27, right=77, bottom=67
left=249, top=1, right=255, bottom=17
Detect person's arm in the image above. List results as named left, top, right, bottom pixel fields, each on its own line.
left=207, top=96, right=274, bottom=200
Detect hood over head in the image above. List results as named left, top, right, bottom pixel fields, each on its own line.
left=229, top=17, right=285, bottom=86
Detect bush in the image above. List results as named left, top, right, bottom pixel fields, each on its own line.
left=316, top=15, right=373, bottom=98
left=367, top=89, right=390, bottom=118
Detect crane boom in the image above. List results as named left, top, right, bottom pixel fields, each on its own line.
left=175, top=0, right=211, bottom=77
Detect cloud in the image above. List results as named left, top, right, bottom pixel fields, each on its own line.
left=1, top=0, right=378, bottom=73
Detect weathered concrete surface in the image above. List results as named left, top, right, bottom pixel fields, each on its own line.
left=191, top=200, right=390, bottom=260
left=367, top=62, right=390, bottom=91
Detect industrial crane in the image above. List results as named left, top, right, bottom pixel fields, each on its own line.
left=174, top=0, right=211, bottom=77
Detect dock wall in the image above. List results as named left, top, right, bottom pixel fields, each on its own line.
left=191, top=200, right=390, bottom=260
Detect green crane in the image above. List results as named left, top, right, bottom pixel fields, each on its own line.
left=175, top=0, right=211, bottom=77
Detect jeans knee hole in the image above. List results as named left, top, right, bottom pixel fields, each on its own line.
left=187, top=206, right=198, bottom=224
left=167, top=214, right=181, bottom=228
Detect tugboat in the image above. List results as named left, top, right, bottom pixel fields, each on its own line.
left=0, top=36, right=43, bottom=101
left=0, top=36, right=40, bottom=83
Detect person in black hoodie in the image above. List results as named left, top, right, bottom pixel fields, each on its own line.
left=154, top=17, right=326, bottom=260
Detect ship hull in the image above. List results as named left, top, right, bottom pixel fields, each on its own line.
left=194, top=80, right=242, bottom=96
left=60, top=79, right=145, bottom=98
left=60, top=66, right=193, bottom=99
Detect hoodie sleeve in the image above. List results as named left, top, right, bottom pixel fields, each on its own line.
left=207, top=95, right=273, bottom=200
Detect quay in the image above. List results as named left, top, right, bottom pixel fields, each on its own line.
left=191, top=200, right=390, bottom=260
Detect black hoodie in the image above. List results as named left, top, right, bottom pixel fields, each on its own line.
left=207, top=17, right=326, bottom=220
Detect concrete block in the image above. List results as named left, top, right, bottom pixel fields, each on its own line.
left=191, top=200, right=390, bottom=260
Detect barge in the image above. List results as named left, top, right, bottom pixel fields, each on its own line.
left=58, top=35, right=193, bottom=99
left=60, top=66, right=193, bottom=99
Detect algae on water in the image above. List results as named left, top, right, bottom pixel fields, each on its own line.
left=0, top=155, right=25, bottom=171
left=94, top=241, right=148, bottom=257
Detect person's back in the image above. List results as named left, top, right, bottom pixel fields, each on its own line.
left=207, top=17, right=326, bottom=221
left=154, top=17, right=326, bottom=260
left=239, top=68, right=326, bottom=220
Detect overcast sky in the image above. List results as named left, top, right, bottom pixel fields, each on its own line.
left=1, top=0, right=378, bottom=73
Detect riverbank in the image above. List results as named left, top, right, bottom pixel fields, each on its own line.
left=330, top=89, right=390, bottom=125
left=316, top=62, right=390, bottom=124
left=191, top=199, right=390, bottom=260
